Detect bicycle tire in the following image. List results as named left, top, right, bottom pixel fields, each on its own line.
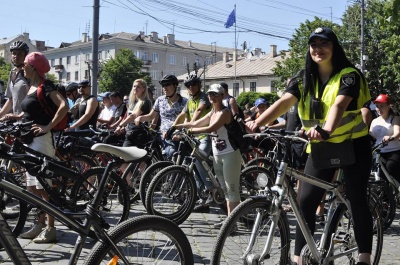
left=145, top=165, right=197, bottom=225
left=211, top=197, right=291, bottom=265
left=70, top=167, right=130, bottom=227
left=84, top=215, right=194, bottom=265
left=121, top=154, right=161, bottom=204
left=368, top=181, right=396, bottom=231
left=244, top=156, right=275, bottom=170
left=324, top=198, right=383, bottom=265
left=0, top=188, right=28, bottom=238
left=139, top=160, right=173, bottom=207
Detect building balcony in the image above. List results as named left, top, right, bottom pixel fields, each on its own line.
left=54, top=65, right=64, bottom=73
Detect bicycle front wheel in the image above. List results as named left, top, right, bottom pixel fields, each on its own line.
left=211, top=197, right=291, bottom=265
left=84, top=215, right=194, bottom=265
left=145, top=165, right=197, bottom=225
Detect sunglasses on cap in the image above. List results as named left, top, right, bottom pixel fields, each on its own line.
left=207, top=92, right=221, bottom=97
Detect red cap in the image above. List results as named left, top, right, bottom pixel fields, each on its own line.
left=373, top=94, right=391, bottom=104
left=25, top=52, right=50, bottom=79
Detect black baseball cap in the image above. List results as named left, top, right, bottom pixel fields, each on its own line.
left=78, top=79, right=90, bottom=87
left=308, top=27, right=339, bottom=44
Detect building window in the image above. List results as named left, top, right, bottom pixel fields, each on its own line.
left=86, top=53, right=90, bottom=61
left=85, top=70, right=89, bottom=79
left=195, top=58, right=200, bottom=66
left=98, top=51, right=102, bottom=60
left=141, top=51, right=148, bottom=61
left=169, top=55, right=176, bottom=65
left=250, top=81, right=257, bottom=92
left=106, top=50, right=111, bottom=59
left=182, top=57, right=187, bottom=66
left=135, top=50, right=141, bottom=58
left=59, top=58, right=62, bottom=65
left=152, top=53, right=158, bottom=63
left=51, top=59, right=55, bottom=67
left=151, top=70, right=158, bottom=80
left=75, top=55, right=79, bottom=64
left=233, top=82, right=239, bottom=97
left=66, top=72, right=71, bottom=81
left=75, top=71, right=79, bottom=81
left=207, top=57, right=212, bottom=66
left=67, top=56, right=71, bottom=65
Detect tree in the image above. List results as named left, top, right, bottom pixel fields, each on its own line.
left=272, top=18, right=339, bottom=91
left=0, top=57, right=12, bottom=87
left=98, top=48, right=152, bottom=97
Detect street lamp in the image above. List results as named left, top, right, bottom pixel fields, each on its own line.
left=194, top=53, right=214, bottom=91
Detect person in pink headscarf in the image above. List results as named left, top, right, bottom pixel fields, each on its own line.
left=19, top=52, right=68, bottom=243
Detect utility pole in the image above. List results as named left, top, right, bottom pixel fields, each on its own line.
left=91, top=0, right=100, bottom=96
left=360, top=0, right=365, bottom=73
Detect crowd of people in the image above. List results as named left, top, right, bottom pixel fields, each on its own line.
left=2, top=26, right=400, bottom=264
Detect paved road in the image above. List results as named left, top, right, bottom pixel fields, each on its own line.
left=1, top=201, right=400, bottom=264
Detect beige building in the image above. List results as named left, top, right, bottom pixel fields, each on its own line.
left=42, top=31, right=235, bottom=97
left=178, top=45, right=288, bottom=98
left=0, top=33, right=45, bottom=65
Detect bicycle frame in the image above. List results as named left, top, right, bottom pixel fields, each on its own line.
left=247, top=133, right=354, bottom=264
left=0, top=159, right=130, bottom=265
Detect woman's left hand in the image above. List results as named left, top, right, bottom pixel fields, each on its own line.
left=32, top=124, right=49, bottom=135
left=307, top=126, right=325, bottom=141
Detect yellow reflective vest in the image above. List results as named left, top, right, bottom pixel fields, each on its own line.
left=298, top=67, right=371, bottom=145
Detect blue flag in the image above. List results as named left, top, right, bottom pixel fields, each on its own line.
left=224, top=9, right=236, bottom=28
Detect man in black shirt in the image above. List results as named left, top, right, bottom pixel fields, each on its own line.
left=109, top=91, right=127, bottom=129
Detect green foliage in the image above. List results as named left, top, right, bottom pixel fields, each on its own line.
left=236, top=91, right=279, bottom=107
left=46, top=73, right=59, bottom=84
left=272, top=18, right=339, bottom=90
left=0, top=58, right=12, bottom=86
left=98, top=48, right=152, bottom=96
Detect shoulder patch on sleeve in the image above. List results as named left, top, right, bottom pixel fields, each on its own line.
left=341, top=73, right=355, bottom=86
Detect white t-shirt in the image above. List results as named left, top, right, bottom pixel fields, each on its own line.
left=98, top=105, right=116, bottom=121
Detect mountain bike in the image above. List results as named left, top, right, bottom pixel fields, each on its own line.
left=0, top=142, right=193, bottom=264
left=211, top=129, right=383, bottom=265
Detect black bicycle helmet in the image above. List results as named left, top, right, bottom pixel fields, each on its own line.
left=65, top=82, right=79, bottom=92
left=183, top=74, right=202, bottom=88
left=159, top=74, right=179, bottom=86
left=10, top=40, right=29, bottom=55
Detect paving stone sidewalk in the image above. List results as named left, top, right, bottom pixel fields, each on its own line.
left=1, top=201, right=399, bottom=264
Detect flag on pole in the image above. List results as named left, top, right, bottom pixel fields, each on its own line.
left=224, top=9, right=236, bottom=28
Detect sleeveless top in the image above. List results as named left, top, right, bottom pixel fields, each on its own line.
left=77, top=95, right=99, bottom=130
left=211, top=109, right=235, bottom=155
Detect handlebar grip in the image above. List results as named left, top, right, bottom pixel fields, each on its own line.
left=314, top=125, right=330, bottom=140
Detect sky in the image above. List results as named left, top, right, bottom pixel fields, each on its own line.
left=1, top=0, right=352, bottom=53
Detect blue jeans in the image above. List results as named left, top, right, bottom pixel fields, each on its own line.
left=162, top=138, right=179, bottom=160
left=194, top=136, right=213, bottom=191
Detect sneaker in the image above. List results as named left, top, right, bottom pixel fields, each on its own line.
left=316, top=214, right=325, bottom=225
left=19, top=223, right=46, bottom=239
left=213, top=220, right=225, bottom=229
left=193, top=204, right=210, bottom=213
left=33, top=226, right=57, bottom=243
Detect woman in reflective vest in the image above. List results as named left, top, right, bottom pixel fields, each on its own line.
left=247, top=27, right=373, bottom=265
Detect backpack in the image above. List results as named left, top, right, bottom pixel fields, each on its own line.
left=224, top=112, right=252, bottom=153
left=225, top=96, right=245, bottom=120
left=37, top=80, right=68, bottom=131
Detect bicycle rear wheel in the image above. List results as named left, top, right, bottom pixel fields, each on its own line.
left=84, top=215, right=193, bottom=265
left=324, top=198, right=383, bottom=265
left=211, top=197, right=291, bottom=265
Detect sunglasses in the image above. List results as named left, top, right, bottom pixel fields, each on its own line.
left=162, top=83, right=172, bottom=88
left=208, top=92, right=220, bottom=97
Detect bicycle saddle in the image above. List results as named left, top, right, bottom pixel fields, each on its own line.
left=91, top=143, right=147, bottom=162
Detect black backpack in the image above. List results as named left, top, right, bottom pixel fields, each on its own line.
left=225, top=96, right=245, bottom=120
left=224, top=112, right=252, bottom=152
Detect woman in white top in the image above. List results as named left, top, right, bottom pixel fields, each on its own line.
left=174, top=84, right=241, bottom=226
left=370, top=94, right=400, bottom=182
